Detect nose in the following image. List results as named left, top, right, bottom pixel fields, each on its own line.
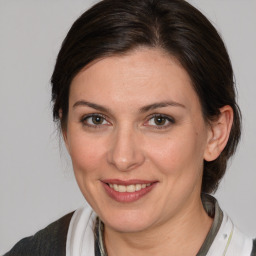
left=107, top=126, right=145, bottom=171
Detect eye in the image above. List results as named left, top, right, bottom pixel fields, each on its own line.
left=145, top=114, right=174, bottom=128
left=81, top=114, right=110, bottom=127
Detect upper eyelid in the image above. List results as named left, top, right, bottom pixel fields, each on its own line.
left=81, top=113, right=111, bottom=125
left=81, top=112, right=114, bottom=123
left=80, top=113, right=175, bottom=125
left=82, top=113, right=107, bottom=120
left=146, top=113, right=175, bottom=122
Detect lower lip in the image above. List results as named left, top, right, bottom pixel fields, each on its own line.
left=102, top=182, right=157, bottom=203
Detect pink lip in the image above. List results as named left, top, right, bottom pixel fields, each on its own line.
left=101, top=179, right=158, bottom=203
left=101, top=179, right=156, bottom=185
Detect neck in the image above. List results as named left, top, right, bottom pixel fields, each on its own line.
left=104, top=196, right=213, bottom=256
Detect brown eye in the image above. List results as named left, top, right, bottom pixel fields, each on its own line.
left=154, top=116, right=167, bottom=126
left=146, top=114, right=175, bottom=128
left=91, top=115, right=104, bottom=125
left=82, top=114, right=109, bottom=127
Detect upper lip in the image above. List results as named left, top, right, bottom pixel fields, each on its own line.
left=101, top=179, right=157, bottom=185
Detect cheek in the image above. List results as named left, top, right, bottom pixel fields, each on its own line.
left=67, top=134, right=108, bottom=207
left=68, top=134, right=106, bottom=177
left=145, top=129, right=205, bottom=176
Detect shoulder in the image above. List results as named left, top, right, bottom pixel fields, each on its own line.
left=202, top=195, right=256, bottom=256
left=3, top=211, right=74, bottom=256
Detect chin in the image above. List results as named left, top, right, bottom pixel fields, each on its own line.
left=99, top=209, right=158, bottom=233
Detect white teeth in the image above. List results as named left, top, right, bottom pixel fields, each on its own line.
left=135, top=184, right=142, bottom=191
left=109, top=183, right=151, bottom=192
left=127, top=185, right=136, bottom=192
left=118, top=185, right=126, bottom=192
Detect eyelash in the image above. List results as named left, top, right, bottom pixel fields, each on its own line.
left=80, top=113, right=175, bottom=129
left=145, top=114, right=175, bottom=129
left=80, top=113, right=111, bottom=128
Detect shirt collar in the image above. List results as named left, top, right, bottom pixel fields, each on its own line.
left=95, top=194, right=223, bottom=256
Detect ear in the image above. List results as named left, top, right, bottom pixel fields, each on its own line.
left=59, top=109, right=70, bottom=154
left=204, top=105, right=233, bottom=161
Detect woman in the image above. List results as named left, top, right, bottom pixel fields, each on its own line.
left=4, top=0, right=256, bottom=255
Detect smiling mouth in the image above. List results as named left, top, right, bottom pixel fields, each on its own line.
left=107, top=183, right=152, bottom=192
left=101, top=180, right=157, bottom=203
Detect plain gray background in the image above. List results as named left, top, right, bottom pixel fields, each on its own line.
left=0, top=0, right=255, bottom=254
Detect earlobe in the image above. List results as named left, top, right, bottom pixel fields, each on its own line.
left=204, top=105, right=233, bottom=161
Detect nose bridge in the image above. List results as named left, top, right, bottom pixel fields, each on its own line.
left=107, top=123, right=144, bottom=171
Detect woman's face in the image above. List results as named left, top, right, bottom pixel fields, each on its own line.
left=64, top=48, right=212, bottom=233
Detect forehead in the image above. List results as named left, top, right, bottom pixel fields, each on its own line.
left=69, top=48, right=200, bottom=111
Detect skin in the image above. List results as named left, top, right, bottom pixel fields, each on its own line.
left=63, top=48, right=233, bottom=256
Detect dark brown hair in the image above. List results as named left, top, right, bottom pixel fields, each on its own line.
left=51, top=0, right=241, bottom=193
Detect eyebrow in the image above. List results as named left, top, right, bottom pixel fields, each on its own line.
left=73, top=100, right=185, bottom=113
left=73, top=100, right=110, bottom=112
left=139, top=101, right=185, bottom=113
